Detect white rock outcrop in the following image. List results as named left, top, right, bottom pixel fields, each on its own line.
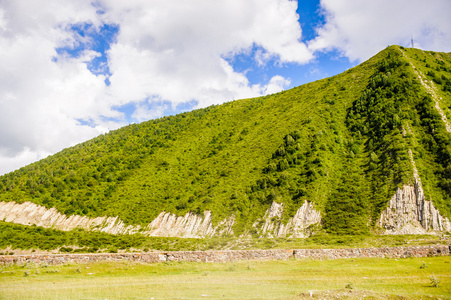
left=0, top=201, right=234, bottom=238
left=0, top=201, right=136, bottom=234
left=378, top=180, right=451, bottom=234
left=254, top=200, right=321, bottom=238
left=145, top=210, right=234, bottom=238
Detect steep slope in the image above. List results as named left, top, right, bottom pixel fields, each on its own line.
left=375, top=47, right=451, bottom=234
left=0, top=46, right=450, bottom=238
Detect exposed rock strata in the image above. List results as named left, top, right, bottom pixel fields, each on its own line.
left=379, top=180, right=451, bottom=234
left=145, top=210, right=234, bottom=237
left=0, top=201, right=234, bottom=238
left=254, top=200, right=321, bottom=238
left=0, top=200, right=321, bottom=238
left=0, top=201, right=134, bottom=234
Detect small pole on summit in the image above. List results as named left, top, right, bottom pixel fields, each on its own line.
left=411, top=35, right=414, bottom=48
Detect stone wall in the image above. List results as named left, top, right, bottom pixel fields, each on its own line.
left=293, top=245, right=449, bottom=260
left=1, top=245, right=448, bottom=266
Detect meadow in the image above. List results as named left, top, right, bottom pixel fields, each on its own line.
left=1, top=256, right=450, bottom=299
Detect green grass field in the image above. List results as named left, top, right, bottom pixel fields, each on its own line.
left=1, top=256, right=450, bottom=299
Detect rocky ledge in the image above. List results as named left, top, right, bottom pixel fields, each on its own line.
left=379, top=179, right=451, bottom=234
left=0, top=201, right=234, bottom=238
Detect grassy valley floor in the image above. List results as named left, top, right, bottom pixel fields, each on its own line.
left=1, top=256, right=450, bottom=299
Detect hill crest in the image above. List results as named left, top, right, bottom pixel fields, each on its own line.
left=1, top=45, right=451, bottom=237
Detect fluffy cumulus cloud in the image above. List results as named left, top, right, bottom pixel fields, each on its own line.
left=102, top=0, right=311, bottom=107
left=0, top=0, right=112, bottom=175
left=310, top=0, right=451, bottom=62
left=0, top=0, right=311, bottom=175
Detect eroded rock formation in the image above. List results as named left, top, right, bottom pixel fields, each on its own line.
left=0, top=200, right=321, bottom=238
left=145, top=210, right=234, bottom=237
left=0, top=201, right=234, bottom=238
left=253, top=200, right=321, bottom=238
left=378, top=180, right=451, bottom=234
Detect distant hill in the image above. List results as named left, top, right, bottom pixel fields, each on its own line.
left=1, top=45, right=451, bottom=238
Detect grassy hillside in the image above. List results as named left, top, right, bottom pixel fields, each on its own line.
left=1, top=46, right=450, bottom=235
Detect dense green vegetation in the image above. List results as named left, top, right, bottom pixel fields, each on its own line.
left=403, top=47, right=451, bottom=216
left=0, top=46, right=450, bottom=236
left=0, top=221, right=447, bottom=253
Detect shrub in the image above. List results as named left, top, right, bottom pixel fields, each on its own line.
left=108, top=247, right=118, bottom=253
left=59, top=246, right=73, bottom=253
left=226, top=262, right=237, bottom=272
left=430, top=275, right=440, bottom=287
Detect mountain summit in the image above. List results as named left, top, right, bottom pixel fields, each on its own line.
left=1, top=46, right=451, bottom=237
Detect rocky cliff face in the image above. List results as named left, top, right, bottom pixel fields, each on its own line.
left=0, top=201, right=135, bottom=234
left=145, top=210, right=234, bottom=237
left=253, top=200, right=321, bottom=238
left=378, top=179, right=451, bottom=234
left=0, top=201, right=234, bottom=238
left=2, top=181, right=450, bottom=237
left=0, top=199, right=320, bottom=238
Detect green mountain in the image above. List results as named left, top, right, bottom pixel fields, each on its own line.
left=1, top=46, right=451, bottom=237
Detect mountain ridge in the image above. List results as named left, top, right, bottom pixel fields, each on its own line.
left=1, top=45, right=451, bottom=238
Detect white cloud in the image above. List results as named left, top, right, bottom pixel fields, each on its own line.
left=262, top=75, right=291, bottom=95
left=0, top=0, right=311, bottom=175
left=132, top=101, right=170, bottom=123
left=104, top=0, right=312, bottom=107
left=0, top=148, right=51, bottom=175
left=0, top=0, right=112, bottom=175
left=309, top=0, right=451, bottom=62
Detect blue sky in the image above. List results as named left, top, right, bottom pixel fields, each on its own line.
left=55, top=23, right=119, bottom=79
left=0, top=0, right=450, bottom=175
